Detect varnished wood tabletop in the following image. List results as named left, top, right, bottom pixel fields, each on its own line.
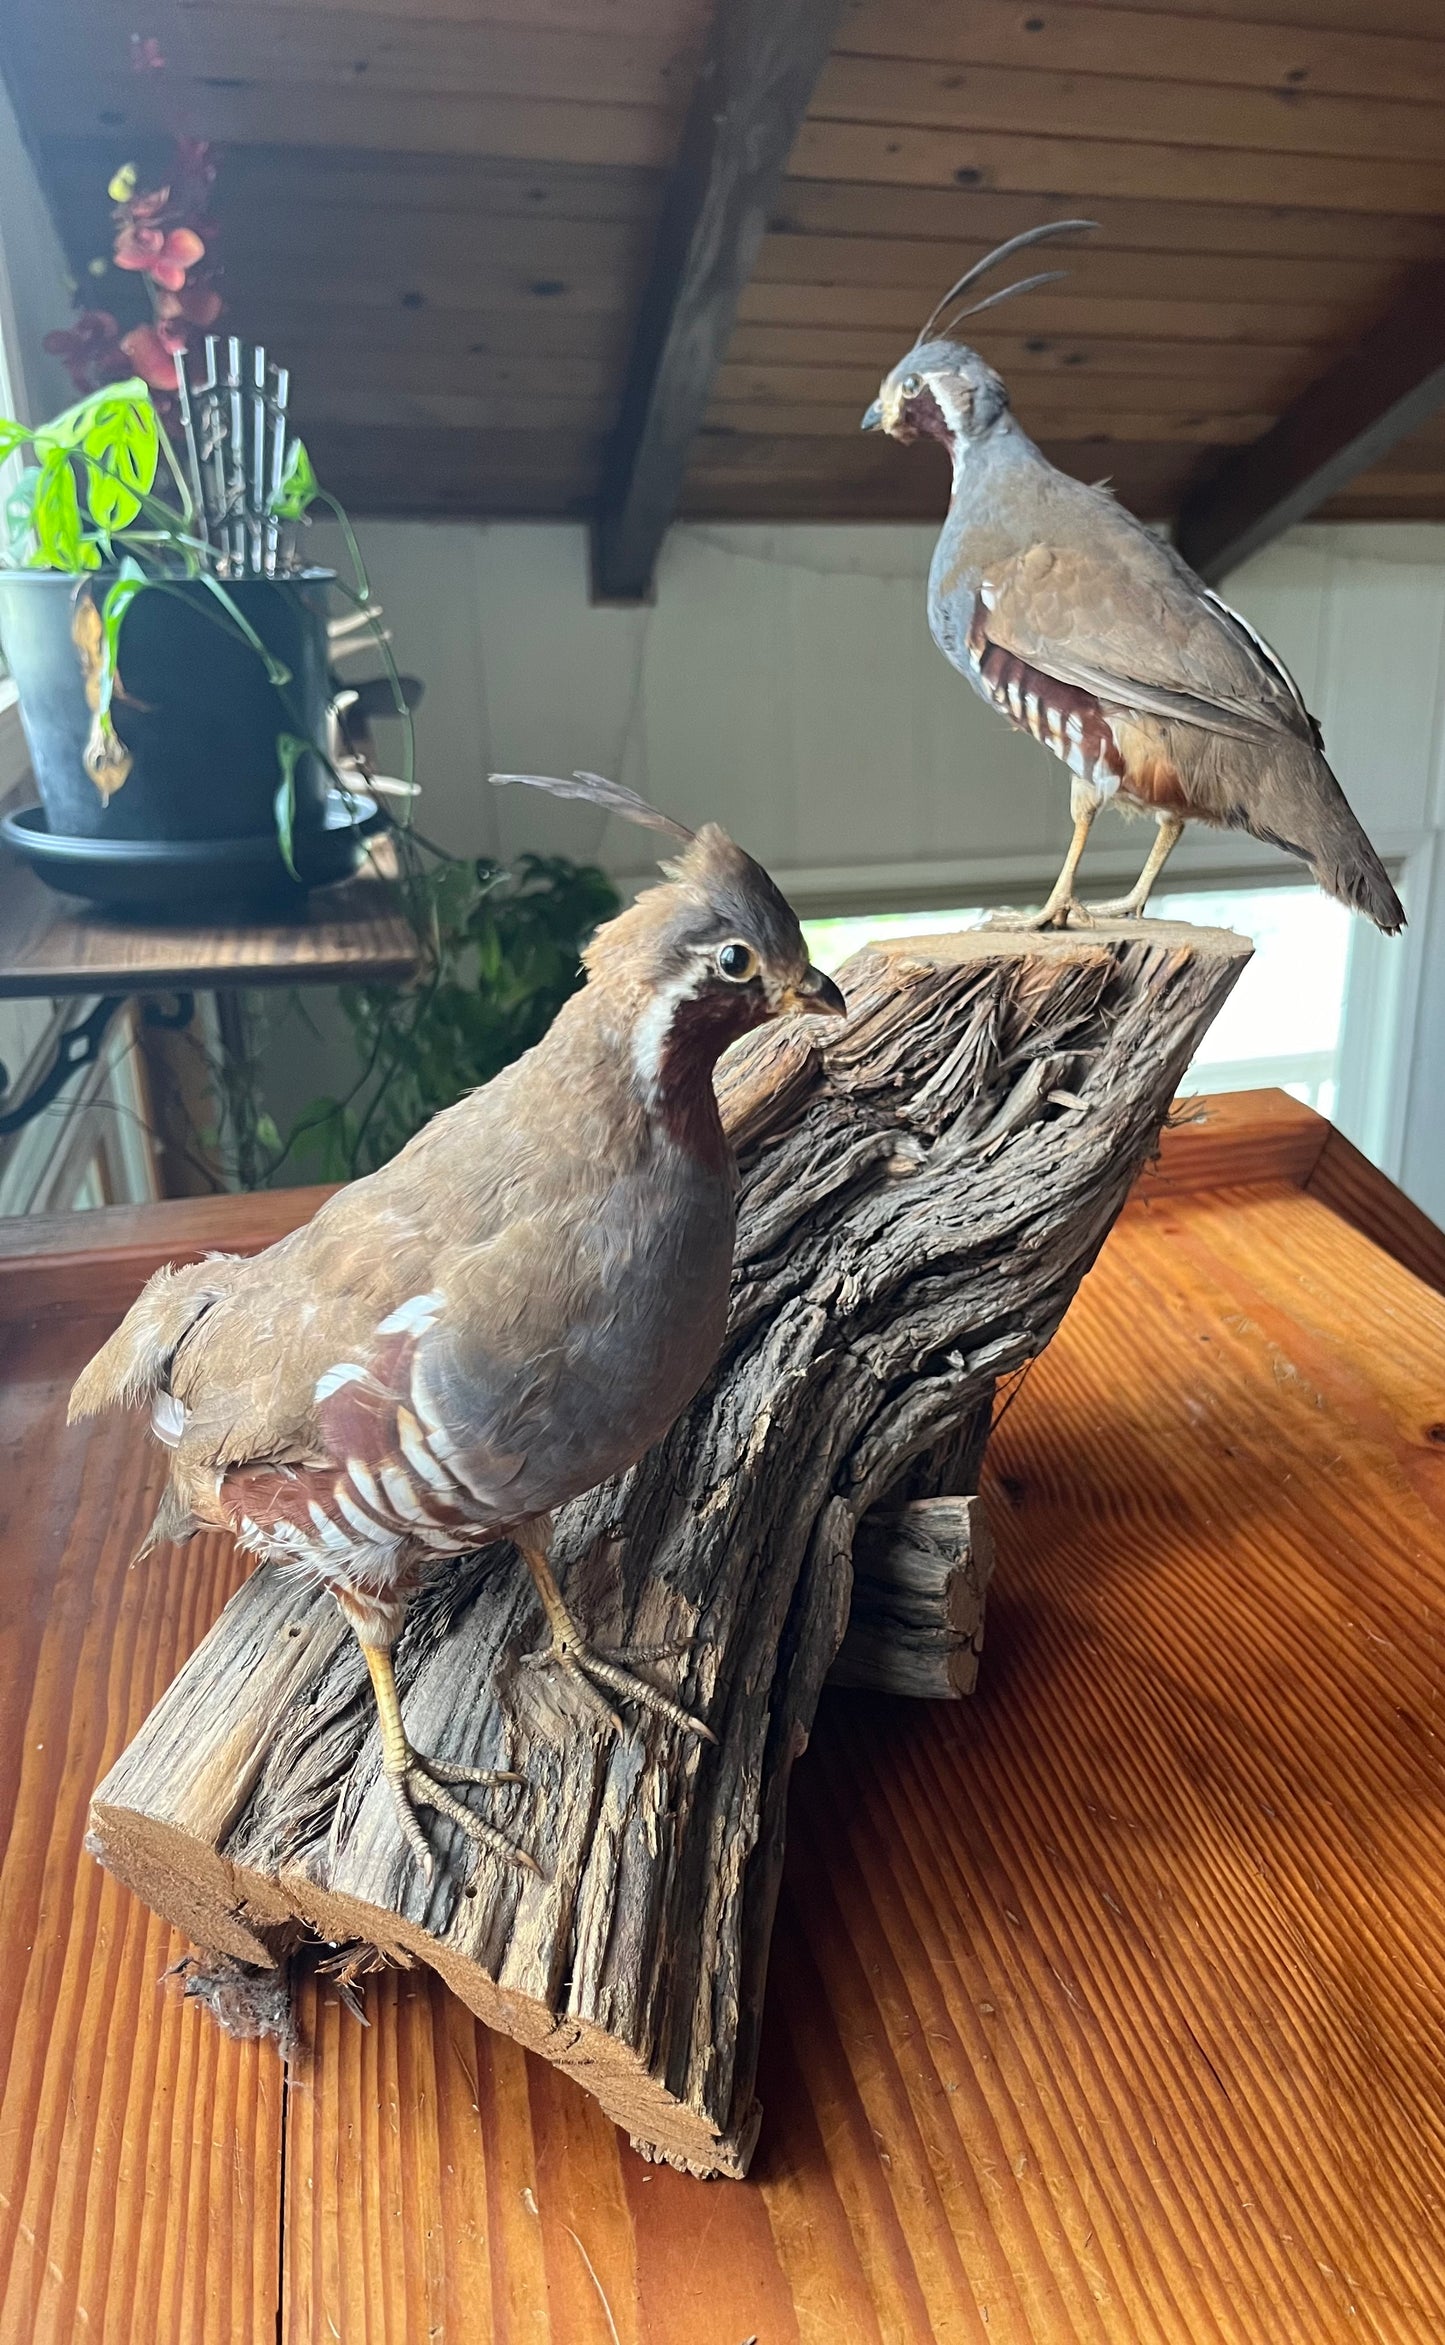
left=1, top=1093, right=1443, bottom=2343
left=0, top=834, right=417, bottom=997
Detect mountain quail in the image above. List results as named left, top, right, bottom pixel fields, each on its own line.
left=863, top=221, right=1404, bottom=934
left=70, top=773, right=845, bottom=1880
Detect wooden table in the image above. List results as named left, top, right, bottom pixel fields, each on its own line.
left=2, top=1092, right=1443, bottom=2344
left=0, top=835, right=417, bottom=1150
left=0, top=834, right=417, bottom=998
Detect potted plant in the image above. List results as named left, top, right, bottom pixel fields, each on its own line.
left=0, top=142, right=384, bottom=912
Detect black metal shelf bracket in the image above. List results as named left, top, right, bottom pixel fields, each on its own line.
left=0, top=990, right=195, bottom=1138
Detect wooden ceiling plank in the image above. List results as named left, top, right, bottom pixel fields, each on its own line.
left=29, top=6, right=703, bottom=113
left=812, top=58, right=1445, bottom=169
left=837, top=0, right=1445, bottom=110
left=592, top=0, right=847, bottom=602
left=220, top=260, right=638, bottom=318
left=751, top=234, right=1400, bottom=308
left=188, top=300, right=631, bottom=366
left=217, top=209, right=635, bottom=277
left=996, top=0, right=1445, bottom=34
left=292, top=387, right=614, bottom=430
left=701, top=403, right=1270, bottom=444
left=95, top=0, right=708, bottom=31
left=726, top=323, right=1343, bottom=374
left=789, top=121, right=1445, bottom=215
left=40, top=138, right=664, bottom=224
left=736, top=281, right=1346, bottom=343
left=1175, top=261, right=1445, bottom=580
left=717, top=352, right=1332, bottom=401
left=771, top=179, right=1445, bottom=265
left=26, top=74, right=678, bottom=167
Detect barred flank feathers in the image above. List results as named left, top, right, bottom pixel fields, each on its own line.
left=67, top=1256, right=241, bottom=1422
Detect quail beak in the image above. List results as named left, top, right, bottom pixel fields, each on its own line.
left=778, top=966, right=847, bottom=1020
left=860, top=399, right=883, bottom=433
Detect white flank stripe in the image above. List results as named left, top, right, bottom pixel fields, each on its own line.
left=307, top=1501, right=353, bottom=1556
left=151, top=1391, right=185, bottom=1447
left=347, top=1457, right=388, bottom=1519
left=397, top=1407, right=453, bottom=1493
left=378, top=1463, right=433, bottom=1526
left=335, top=1483, right=396, bottom=1543
left=315, top=1361, right=369, bottom=1403
left=376, top=1292, right=444, bottom=1339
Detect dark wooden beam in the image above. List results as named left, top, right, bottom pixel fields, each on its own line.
left=590, top=0, right=845, bottom=602
left=1176, top=261, right=1445, bottom=583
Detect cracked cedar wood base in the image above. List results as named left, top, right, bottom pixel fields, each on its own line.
left=88, top=920, right=1250, bottom=2179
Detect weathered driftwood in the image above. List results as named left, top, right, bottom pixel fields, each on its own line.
left=830, top=1495, right=994, bottom=1699
left=90, top=921, right=1250, bottom=2177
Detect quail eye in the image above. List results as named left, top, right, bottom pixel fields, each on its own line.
left=716, top=940, right=757, bottom=982
left=900, top=373, right=922, bottom=397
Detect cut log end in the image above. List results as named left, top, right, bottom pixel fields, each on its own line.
left=89, top=922, right=1252, bottom=2177
left=830, top=1496, right=994, bottom=1700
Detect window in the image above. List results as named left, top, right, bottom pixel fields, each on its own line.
left=803, top=881, right=1353, bottom=1116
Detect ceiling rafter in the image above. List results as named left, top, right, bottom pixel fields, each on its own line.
left=591, top=0, right=846, bottom=602
left=1176, top=261, right=1445, bottom=581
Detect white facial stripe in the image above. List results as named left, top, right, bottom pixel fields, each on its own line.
left=630, top=963, right=711, bottom=1103
left=929, top=376, right=973, bottom=436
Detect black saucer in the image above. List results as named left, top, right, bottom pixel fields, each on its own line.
left=1, top=790, right=380, bottom=915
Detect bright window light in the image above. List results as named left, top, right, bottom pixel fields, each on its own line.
left=803, top=882, right=1354, bottom=1117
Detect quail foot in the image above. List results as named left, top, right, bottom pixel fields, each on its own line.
left=69, top=771, right=844, bottom=1880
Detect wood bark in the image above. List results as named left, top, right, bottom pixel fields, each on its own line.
left=89, top=921, right=1250, bottom=2177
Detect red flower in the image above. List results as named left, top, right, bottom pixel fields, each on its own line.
left=42, top=310, right=133, bottom=393
left=114, top=222, right=204, bottom=289
left=156, top=281, right=223, bottom=328
left=121, top=320, right=186, bottom=389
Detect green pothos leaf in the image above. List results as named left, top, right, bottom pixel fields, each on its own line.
left=274, top=732, right=313, bottom=880
left=30, top=452, right=97, bottom=570
left=80, top=390, right=159, bottom=531
left=33, top=378, right=152, bottom=454
left=268, top=437, right=319, bottom=520
left=97, top=564, right=149, bottom=720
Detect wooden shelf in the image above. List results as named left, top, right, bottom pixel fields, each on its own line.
left=0, top=834, right=418, bottom=999
left=2, top=1091, right=1444, bottom=2342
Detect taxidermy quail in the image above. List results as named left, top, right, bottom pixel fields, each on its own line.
left=863, top=221, right=1404, bottom=933
left=70, top=773, right=845, bottom=1879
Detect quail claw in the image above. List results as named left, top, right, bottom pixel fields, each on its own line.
left=524, top=1635, right=715, bottom=1745
left=384, top=1749, right=538, bottom=1878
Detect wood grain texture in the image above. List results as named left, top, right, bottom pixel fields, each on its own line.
left=272, top=1168, right=1445, bottom=2342
left=830, top=1493, right=994, bottom=1699
left=838, top=0, right=1445, bottom=108
left=0, top=1312, right=282, bottom=2345
left=0, top=836, right=417, bottom=998
left=9, top=0, right=1445, bottom=529
left=7, top=1086, right=1445, bottom=2335
left=1176, top=259, right=1445, bottom=578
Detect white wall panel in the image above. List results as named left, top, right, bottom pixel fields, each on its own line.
left=298, top=512, right=1445, bottom=1218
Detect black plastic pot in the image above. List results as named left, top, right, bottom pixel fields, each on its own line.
left=0, top=569, right=359, bottom=912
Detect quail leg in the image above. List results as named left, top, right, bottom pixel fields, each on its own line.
left=517, top=1533, right=716, bottom=1746
left=358, top=1639, right=539, bottom=1881
left=1086, top=812, right=1184, bottom=919
left=986, top=801, right=1099, bottom=931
